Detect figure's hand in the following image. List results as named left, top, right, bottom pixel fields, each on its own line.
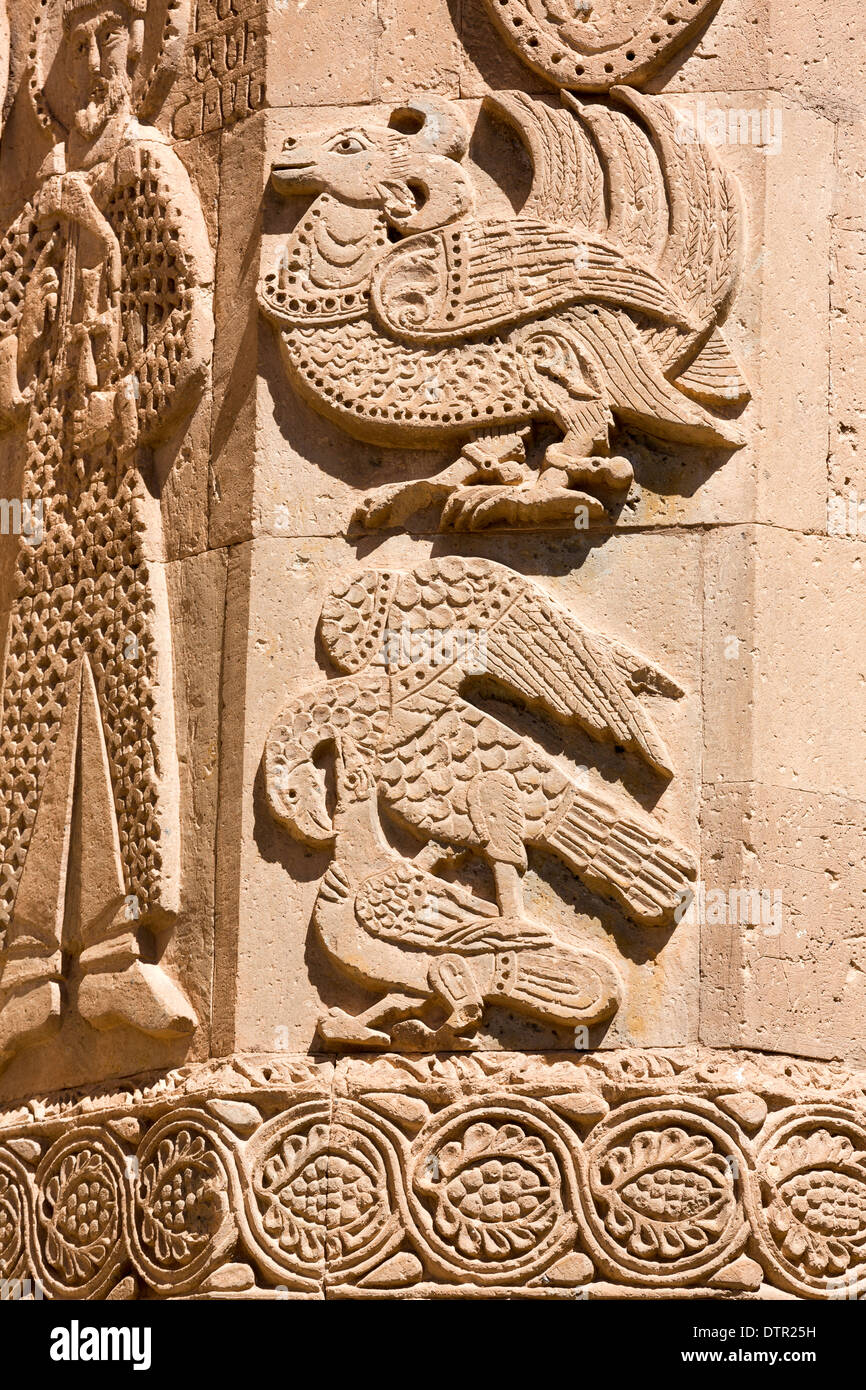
left=18, top=263, right=60, bottom=373
left=35, top=172, right=94, bottom=227
left=114, top=377, right=139, bottom=461
left=0, top=336, right=28, bottom=425
left=72, top=390, right=115, bottom=454
left=35, top=174, right=122, bottom=294
left=71, top=380, right=138, bottom=457
left=34, top=175, right=66, bottom=225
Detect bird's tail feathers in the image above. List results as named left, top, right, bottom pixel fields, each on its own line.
left=541, top=788, right=697, bottom=927
left=490, top=942, right=621, bottom=1026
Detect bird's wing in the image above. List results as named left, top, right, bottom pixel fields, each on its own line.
left=319, top=559, right=681, bottom=779
left=370, top=219, right=693, bottom=346
left=355, top=861, right=548, bottom=952
left=610, top=86, right=744, bottom=374
left=574, top=306, right=747, bottom=449
left=483, top=90, right=607, bottom=232
left=541, top=781, right=697, bottom=928
left=479, top=570, right=681, bottom=778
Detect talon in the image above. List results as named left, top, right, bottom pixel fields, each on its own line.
left=440, top=482, right=608, bottom=531
left=317, top=1008, right=390, bottom=1048
left=544, top=443, right=634, bottom=492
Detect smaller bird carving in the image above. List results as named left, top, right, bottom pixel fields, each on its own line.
left=307, top=744, right=623, bottom=1046
left=265, top=557, right=696, bottom=1044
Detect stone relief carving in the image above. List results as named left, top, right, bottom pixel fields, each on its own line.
left=0, top=0, right=855, bottom=1313
left=2, top=1049, right=866, bottom=1299
left=481, top=0, right=724, bottom=91
left=171, top=0, right=266, bottom=140
left=264, top=557, right=695, bottom=1047
left=0, top=0, right=214, bottom=1069
left=261, top=86, right=748, bottom=531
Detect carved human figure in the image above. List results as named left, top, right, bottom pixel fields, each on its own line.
left=0, top=0, right=214, bottom=1066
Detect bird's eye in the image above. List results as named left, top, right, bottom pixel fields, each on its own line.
left=334, top=137, right=363, bottom=155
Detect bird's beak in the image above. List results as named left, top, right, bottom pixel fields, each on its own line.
left=290, top=800, right=335, bottom=848
left=271, top=149, right=321, bottom=196
left=266, top=748, right=335, bottom=847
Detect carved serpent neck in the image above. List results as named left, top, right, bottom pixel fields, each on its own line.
left=262, top=194, right=388, bottom=326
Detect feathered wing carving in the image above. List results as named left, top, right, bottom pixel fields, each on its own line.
left=471, top=88, right=749, bottom=409
left=371, top=220, right=693, bottom=343
left=488, top=90, right=607, bottom=232
left=609, top=88, right=745, bottom=388
left=479, top=578, right=679, bottom=778
left=355, top=861, right=551, bottom=952
left=321, top=558, right=682, bottom=777
left=369, top=85, right=749, bottom=409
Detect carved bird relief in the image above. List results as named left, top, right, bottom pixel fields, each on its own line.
left=264, top=558, right=696, bottom=1046
left=261, top=89, right=749, bottom=531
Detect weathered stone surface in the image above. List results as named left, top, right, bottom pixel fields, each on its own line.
left=0, top=0, right=862, bottom=1303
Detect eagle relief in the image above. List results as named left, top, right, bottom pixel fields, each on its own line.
left=265, top=557, right=696, bottom=1047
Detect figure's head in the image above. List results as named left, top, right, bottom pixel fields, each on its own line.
left=266, top=740, right=335, bottom=848
left=265, top=682, right=386, bottom=847
left=271, top=97, right=475, bottom=234
left=63, top=0, right=144, bottom=140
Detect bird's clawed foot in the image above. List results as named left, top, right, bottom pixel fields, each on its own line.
left=441, top=474, right=607, bottom=531
left=317, top=1008, right=391, bottom=1048
left=317, top=992, right=424, bottom=1049
left=353, top=474, right=458, bottom=531
left=353, top=431, right=632, bottom=532
left=392, top=955, right=483, bottom=1048
left=318, top=958, right=485, bottom=1051
left=544, top=440, right=633, bottom=495
left=353, top=429, right=530, bottom=531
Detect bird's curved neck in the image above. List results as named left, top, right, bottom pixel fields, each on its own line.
left=274, top=195, right=387, bottom=324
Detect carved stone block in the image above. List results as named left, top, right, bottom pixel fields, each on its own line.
left=0, top=0, right=862, bottom=1304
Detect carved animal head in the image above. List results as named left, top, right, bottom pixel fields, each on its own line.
left=266, top=737, right=334, bottom=849
left=265, top=679, right=388, bottom=847
left=270, top=97, right=475, bottom=234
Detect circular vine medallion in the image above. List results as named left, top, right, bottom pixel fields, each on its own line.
left=482, top=0, right=723, bottom=90
left=34, top=1129, right=128, bottom=1299
left=0, top=1148, right=33, bottom=1284
left=242, top=1100, right=406, bottom=1287
left=130, top=1112, right=238, bottom=1296
left=577, top=1097, right=748, bottom=1286
left=750, top=1108, right=866, bottom=1299
left=406, top=1097, right=578, bottom=1284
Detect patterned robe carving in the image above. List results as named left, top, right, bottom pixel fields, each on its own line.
left=0, top=125, right=213, bottom=952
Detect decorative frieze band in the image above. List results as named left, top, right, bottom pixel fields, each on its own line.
left=2, top=1050, right=864, bottom=1300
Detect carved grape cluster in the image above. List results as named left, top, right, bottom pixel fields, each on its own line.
left=35, top=1133, right=126, bottom=1297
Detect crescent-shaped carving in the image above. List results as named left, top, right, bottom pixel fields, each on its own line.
left=482, top=0, right=723, bottom=90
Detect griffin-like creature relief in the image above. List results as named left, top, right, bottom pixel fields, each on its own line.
left=260, top=89, right=749, bottom=530
left=264, top=558, right=696, bottom=1046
